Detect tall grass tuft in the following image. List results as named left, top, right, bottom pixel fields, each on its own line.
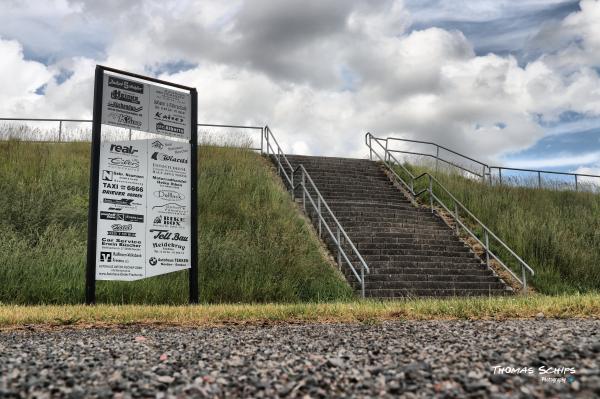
left=0, top=140, right=352, bottom=304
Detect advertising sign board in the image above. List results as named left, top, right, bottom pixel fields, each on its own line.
left=86, top=65, right=198, bottom=304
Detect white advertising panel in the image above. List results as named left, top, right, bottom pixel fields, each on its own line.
left=96, top=139, right=191, bottom=281
left=148, top=85, right=192, bottom=140
left=101, top=74, right=191, bottom=140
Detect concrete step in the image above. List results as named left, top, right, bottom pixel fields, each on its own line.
left=363, top=288, right=511, bottom=298
left=354, top=281, right=506, bottom=291
left=364, top=273, right=500, bottom=282
left=348, top=266, right=491, bottom=276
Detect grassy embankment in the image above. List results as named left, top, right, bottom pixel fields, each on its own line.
left=394, top=163, right=600, bottom=295
left=0, top=140, right=352, bottom=304
left=0, top=294, right=599, bottom=328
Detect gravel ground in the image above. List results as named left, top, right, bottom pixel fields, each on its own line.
left=0, top=319, right=599, bottom=398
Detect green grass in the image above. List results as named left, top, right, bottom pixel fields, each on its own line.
left=0, top=140, right=352, bottom=304
left=1, top=294, right=599, bottom=328
left=394, top=162, right=600, bottom=295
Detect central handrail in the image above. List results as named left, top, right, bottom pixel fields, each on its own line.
left=263, top=126, right=370, bottom=297
left=366, top=132, right=534, bottom=292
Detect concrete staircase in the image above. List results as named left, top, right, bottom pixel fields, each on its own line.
left=284, top=154, right=510, bottom=298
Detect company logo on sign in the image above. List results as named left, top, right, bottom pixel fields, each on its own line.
left=111, top=223, right=132, bottom=231
left=110, top=89, right=140, bottom=104
left=107, top=223, right=135, bottom=237
left=107, top=101, right=143, bottom=113
left=107, top=112, right=143, bottom=127
left=150, top=229, right=189, bottom=241
left=151, top=152, right=188, bottom=164
left=110, top=144, right=138, bottom=155
left=103, top=198, right=135, bottom=206
left=151, top=140, right=164, bottom=149
left=149, top=257, right=158, bottom=265
left=108, top=158, right=140, bottom=168
left=100, top=211, right=144, bottom=223
left=155, top=122, right=184, bottom=135
left=154, top=190, right=184, bottom=201
left=108, top=76, right=144, bottom=94
left=100, top=252, right=112, bottom=262
left=152, top=202, right=185, bottom=211
left=154, top=215, right=183, bottom=226
left=155, top=112, right=184, bottom=123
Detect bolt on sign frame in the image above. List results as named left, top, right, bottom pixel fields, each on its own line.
left=86, top=65, right=198, bottom=304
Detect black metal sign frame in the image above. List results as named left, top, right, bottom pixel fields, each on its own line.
left=85, top=65, right=198, bottom=304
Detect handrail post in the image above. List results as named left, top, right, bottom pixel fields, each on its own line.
left=277, top=150, right=282, bottom=176
left=428, top=175, right=433, bottom=213
left=435, top=146, right=439, bottom=175
left=361, top=264, right=365, bottom=298
left=538, top=171, right=541, bottom=189
left=454, top=202, right=459, bottom=235
left=522, top=266, right=527, bottom=295
left=369, top=135, right=373, bottom=161
left=266, top=128, right=270, bottom=156
left=499, top=168, right=502, bottom=185
left=302, top=170, right=306, bottom=211
left=482, top=164, right=486, bottom=183
left=58, top=120, right=62, bottom=142
left=336, top=226, right=341, bottom=269
left=318, top=196, right=322, bottom=237
left=260, top=127, right=264, bottom=154
left=575, top=175, right=578, bottom=192
left=291, top=163, right=294, bottom=193
left=484, top=230, right=490, bottom=267
left=385, top=138, right=388, bottom=163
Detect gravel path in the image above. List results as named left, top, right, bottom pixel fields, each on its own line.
left=1, top=320, right=599, bottom=398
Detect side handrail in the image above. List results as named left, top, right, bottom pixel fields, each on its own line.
left=264, top=126, right=370, bottom=297
left=366, top=132, right=534, bottom=292
left=367, top=133, right=600, bottom=191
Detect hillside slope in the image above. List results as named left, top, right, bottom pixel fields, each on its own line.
left=0, top=141, right=352, bottom=304
left=401, top=164, right=600, bottom=294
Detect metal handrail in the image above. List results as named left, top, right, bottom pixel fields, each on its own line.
left=366, top=132, right=534, bottom=292
left=370, top=134, right=600, bottom=191
left=264, top=126, right=370, bottom=297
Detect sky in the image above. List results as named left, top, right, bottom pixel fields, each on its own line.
left=0, top=0, right=599, bottom=173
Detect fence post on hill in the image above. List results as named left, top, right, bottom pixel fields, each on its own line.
left=575, top=175, right=578, bottom=191
left=538, top=171, right=542, bottom=189
left=58, top=120, right=62, bottom=142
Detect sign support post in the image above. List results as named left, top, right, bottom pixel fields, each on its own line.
left=85, top=65, right=198, bottom=305
left=85, top=66, right=104, bottom=305
left=189, top=89, right=199, bottom=304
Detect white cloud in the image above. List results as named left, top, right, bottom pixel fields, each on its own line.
left=0, top=0, right=599, bottom=167
left=0, top=37, right=52, bottom=113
